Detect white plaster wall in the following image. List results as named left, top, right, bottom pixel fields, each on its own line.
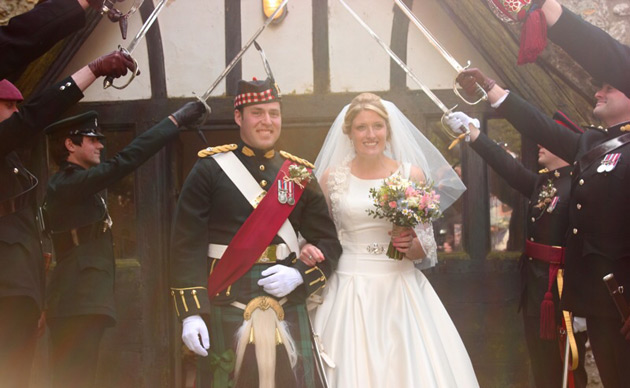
left=407, top=0, right=500, bottom=90
left=58, top=2, right=152, bottom=101
left=240, top=1, right=313, bottom=95
left=59, top=0, right=500, bottom=101
left=162, top=0, right=225, bottom=98
left=329, top=0, right=393, bottom=92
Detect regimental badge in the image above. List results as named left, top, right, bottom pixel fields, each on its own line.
left=597, top=153, right=621, bottom=173
left=277, top=180, right=287, bottom=204
left=546, top=196, right=559, bottom=213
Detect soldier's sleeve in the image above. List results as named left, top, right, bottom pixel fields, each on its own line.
left=291, top=177, right=342, bottom=298
left=0, top=0, right=86, bottom=79
left=470, top=132, right=538, bottom=198
left=548, top=6, right=630, bottom=98
left=496, top=92, right=580, bottom=164
left=49, top=118, right=180, bottom=199
left=169, top=159, right=216, bottom=320
left=0, top=76, right=83, bottom=156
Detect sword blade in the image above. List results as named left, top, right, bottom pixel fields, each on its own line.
left=393, top=0, right=463, bottom=72
left=338, top=0, right=450, bottom=113
left=126, top=0, right=169, bottom=54
left=199, top=0, right=289, bottom=101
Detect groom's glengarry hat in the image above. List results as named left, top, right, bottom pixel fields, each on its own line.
left=233, top=77, right=281, bottom=109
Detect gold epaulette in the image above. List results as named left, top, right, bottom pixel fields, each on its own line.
left=279, top=150, right=315, bottom=169
left=197, top=144, right=238, bottom=158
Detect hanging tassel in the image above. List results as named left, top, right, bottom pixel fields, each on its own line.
left=234, top=342, right=259, bottom=388
left=540, top=290, right=556, bottom=340
left=518, top=9, right=548, bottom=65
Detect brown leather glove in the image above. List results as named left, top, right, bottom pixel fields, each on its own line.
left=171, top=101, right=206, bottom=128
left=88, top=50, right=135, bottom=78
left=456, top=68, right=496, bottom=98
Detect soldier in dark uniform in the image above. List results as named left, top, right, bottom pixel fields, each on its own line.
left=446, top=110, right=587, bottom=387
left=0, top=0, right=125, bottom=80
left=455, top=67, right=630, bottom=386
left=43, top=101, right=204, bottom=388
left=540, top=0, right=630, bottom=98
left=0, top=52, right=135, bottom=388
left=170, top=78, right=342, bottom=388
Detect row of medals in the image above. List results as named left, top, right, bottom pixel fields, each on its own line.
left=277, top=180, right=295, bottom=205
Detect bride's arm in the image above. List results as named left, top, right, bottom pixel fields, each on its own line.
left=410, top=165, right=438, bottom=269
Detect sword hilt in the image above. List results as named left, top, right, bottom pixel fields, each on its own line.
left=454, top=61, right=488, bottom=105
left=103, top=46, right=140, bottom=90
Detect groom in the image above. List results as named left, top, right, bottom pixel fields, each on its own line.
left=169, top=77, right=341, bottom=387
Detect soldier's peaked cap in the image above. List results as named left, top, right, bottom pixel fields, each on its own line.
left=45, top=111, right=105, bottom=139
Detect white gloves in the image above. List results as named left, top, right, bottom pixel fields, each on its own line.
left=258, top=265, right=304, bottom=297
left=444, top=111, right=480, bottom=135
left=182, top=315, right=210, bottom=356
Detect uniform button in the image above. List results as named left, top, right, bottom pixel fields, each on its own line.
left=579, top=179, right=584, bottom=185
left=259, top=165, right=265, bottom=171
left=576, top=204, right=582, bottom=210
left=530, top=217, right=535, bottom=222
left=65, top=82, right=72, bottom=87
left=59, top=85, right=65, bottom=91
left=528, top=257, right=533, bottom=261
left=573, top=228, right=578, bottom=234
left=573, top=161, right=577, bottom=166
left=530, top=237, right=534, bottom=242
left=260, top=180, right=267, bottom=187
left=13, top=168, right=19, bottom=174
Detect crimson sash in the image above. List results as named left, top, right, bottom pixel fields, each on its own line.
left=207, top=160, right=309, bottom=297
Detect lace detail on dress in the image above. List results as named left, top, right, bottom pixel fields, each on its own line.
left=327, top=153, right=353, bottom=242
left=414, top=223, right=437, bottom=269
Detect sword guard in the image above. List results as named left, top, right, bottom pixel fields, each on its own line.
left=194, top=95, right=212, bottom=126
left=103, top=46, right=140, bottom=90
left=454, top=64, right=488, bottom=105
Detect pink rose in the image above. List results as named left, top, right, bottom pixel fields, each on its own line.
left=389, top=201, right=397, bottom=208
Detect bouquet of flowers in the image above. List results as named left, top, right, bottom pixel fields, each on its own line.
left=367, top=173, right=441, bottom=260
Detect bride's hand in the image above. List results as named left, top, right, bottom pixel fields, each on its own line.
left=391, top=228, right=425, bottom=260
left=299, top=243, right=325, bottom=267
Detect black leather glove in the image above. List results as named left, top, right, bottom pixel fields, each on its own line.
left=88, top=50, right=135, bottom=78
left=171, top=101, right=206, bottom=128
left=456, top=68, right=496, bottom=98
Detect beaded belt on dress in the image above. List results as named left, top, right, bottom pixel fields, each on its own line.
left=342, top=242, right=389, bottom=255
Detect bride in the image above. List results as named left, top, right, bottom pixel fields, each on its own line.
left=300, top=93, right=478, bottom=387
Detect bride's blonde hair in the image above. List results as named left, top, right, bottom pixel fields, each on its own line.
left=342, top=93, right=391, bottom=138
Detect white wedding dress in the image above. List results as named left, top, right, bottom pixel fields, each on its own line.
left=313, top=166, right=479, bottom=388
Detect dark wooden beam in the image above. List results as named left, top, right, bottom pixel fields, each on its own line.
left=390, top=0, right=413, bottom=90
left=312, top=0, right=330, bottom=94
left=225, top=0, right=242, bottom=95
left=140, top=0, right=167, bottom=100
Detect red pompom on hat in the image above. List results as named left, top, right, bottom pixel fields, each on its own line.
left=0, top=79, right=24, bottom=102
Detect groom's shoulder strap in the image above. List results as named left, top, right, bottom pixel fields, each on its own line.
left=197, top=144, right=238, bottom=158
left=279, top=150, right=315, bottom=169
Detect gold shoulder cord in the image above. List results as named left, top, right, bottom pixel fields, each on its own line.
left=279, top=150, right=315, bottom=169
left=197, top=144, right=238, bottom=158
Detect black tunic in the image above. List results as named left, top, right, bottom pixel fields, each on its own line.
left=471, top=133, right=571, bottom=316
left=45, top=118, right=179, bottom=324
left=0, top=76, right=84, bottom=310
left=169, top=142, right=342, bottom=318
left=498, top=92, right=630, bottom=318
left=0, top=0, right=86, bottom=80
left=548, top=6, right=630, bottom=98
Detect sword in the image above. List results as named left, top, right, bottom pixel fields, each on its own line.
left=103, top=0, right=169, bottom=89
left=392, top=0, right=487, bottom=105
left=337, top=0, right=470, bottom=149
left=194, top=0, right=289, bottom=124
left=308, top=315, right=332, bottom=388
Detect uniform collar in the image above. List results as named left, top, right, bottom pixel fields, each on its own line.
left=590, top=121, right=630, bottom=137
left=238, top=142, right=275, bottom=159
